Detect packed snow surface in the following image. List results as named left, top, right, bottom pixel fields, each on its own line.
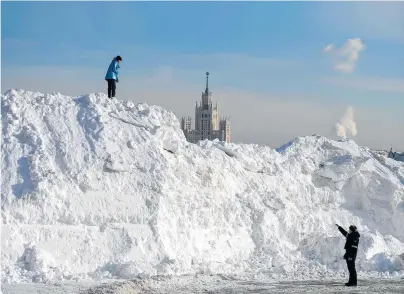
left=1, top=89, right=404, bottom=285
left=3, top=276, right=404, bottom=294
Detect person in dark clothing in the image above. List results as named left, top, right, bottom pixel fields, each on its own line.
left=105, top=55, right=122, bottom=99
left=336, top=224, right=360, bottom=286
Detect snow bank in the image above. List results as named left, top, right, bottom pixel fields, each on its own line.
left=1, top=89, right=404, bottom=284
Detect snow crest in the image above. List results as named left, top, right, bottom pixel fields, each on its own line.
left=2, top=89, right=404, bottom=284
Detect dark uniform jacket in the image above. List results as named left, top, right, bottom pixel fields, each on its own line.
left=338, top=226, right=360, bottom=260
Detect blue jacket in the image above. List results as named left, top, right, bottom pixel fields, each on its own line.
left=105, top=58, right=120, bottom=81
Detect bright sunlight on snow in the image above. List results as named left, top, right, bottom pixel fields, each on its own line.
left=1, top=90, right=404, bottom=289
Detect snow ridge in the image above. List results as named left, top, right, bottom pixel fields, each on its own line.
left=1, top=89, right=404, bottom=284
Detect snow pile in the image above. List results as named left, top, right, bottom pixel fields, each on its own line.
left=1, top=89, right=404, bottom=284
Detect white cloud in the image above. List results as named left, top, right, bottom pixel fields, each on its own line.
left=323, top=44, right=334, bottom=53
left=323, top=38, right=366, bottom=74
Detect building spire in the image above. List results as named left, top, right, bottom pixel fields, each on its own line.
left=205, top=72, right=209, bottom=94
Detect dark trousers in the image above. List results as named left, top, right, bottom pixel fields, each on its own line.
left=346, top=259, right=357, bottom=285
left=106, top=79, right=116, bottom=98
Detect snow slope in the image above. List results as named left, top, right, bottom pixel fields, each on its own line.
left=1, top=89, right=404, bottom=284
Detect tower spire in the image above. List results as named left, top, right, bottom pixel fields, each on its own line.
left=205, top=72, right=209, bottom=94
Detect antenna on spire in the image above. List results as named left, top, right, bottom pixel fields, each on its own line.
left=205, top=72, right=209, bottom=94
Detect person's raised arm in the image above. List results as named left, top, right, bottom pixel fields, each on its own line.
left=336, top=224, right=347, bottom=237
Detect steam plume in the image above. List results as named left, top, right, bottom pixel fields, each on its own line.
left=334, top=106, right=358, bottom=138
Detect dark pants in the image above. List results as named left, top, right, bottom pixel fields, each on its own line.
left=346, top=258, right=357, bottom=285
left=106, top=79, right=116, bottom=98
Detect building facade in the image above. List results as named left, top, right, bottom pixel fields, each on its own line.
left=388, top=148, right=404, bottom=162
left=181, top=72, right=231, bottom=144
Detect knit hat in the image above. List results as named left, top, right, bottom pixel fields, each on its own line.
left=349, top=225, right=357, bottom=232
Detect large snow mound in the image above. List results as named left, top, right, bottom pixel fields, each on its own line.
left=1, top=89, right=404, bottom=284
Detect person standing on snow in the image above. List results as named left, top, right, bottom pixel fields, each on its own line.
left=105, top=55, right=122, bottom=99
left=336, top=224, right=360, bottom=287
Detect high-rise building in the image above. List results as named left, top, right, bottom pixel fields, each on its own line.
left=181, top=72, right=231, bottom=143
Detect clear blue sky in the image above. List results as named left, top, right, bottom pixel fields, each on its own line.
left=2, top=1, right=404, bottom=149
